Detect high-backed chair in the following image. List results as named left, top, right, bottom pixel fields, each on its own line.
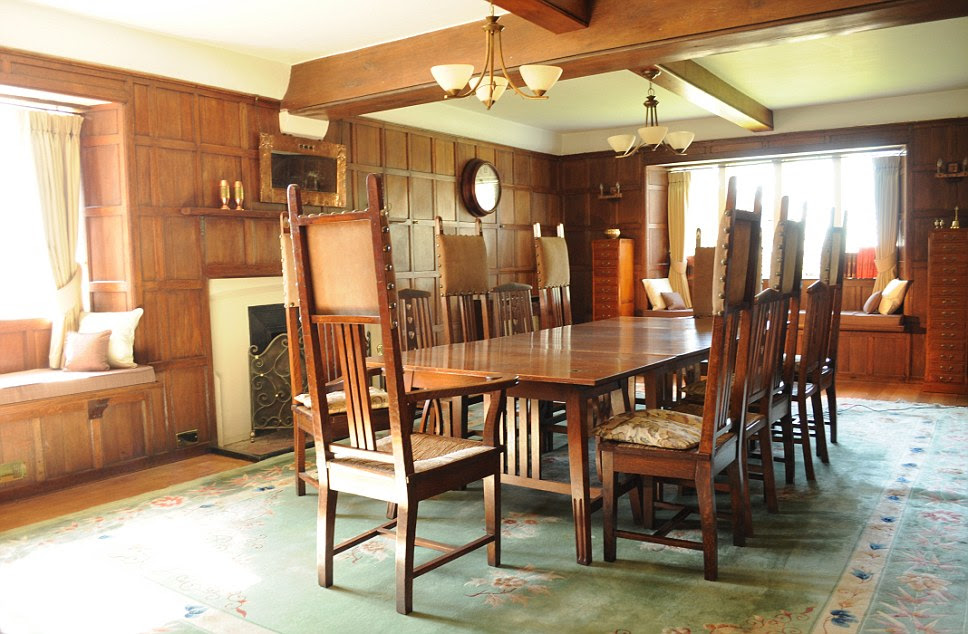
left=816, top=220, right=847, bottom=445
left=596, top=182, right=761, bottom=581
left=398, top=288, right=435, bottom=352
left=435, top=216, right=491, bottom=343
left=280, top=216, right=391, bottom=496
left=533, top=223, right=572, bottom=329
left=288, top=176, right=516, bottom=615
left=791, top=280, right=833, bottom=478
left=488, top=282, right=535, bottom=337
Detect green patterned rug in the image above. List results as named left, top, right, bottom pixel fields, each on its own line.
left=1, top=399, right=965, bottom=633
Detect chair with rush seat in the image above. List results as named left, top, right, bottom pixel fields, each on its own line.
left=288, top=176, right=516, bottom=615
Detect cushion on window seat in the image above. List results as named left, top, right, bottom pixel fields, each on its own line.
left=0, top=366, right=156, bottom=406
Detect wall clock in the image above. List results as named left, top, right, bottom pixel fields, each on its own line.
left=460, top=159, right=501, bottom=217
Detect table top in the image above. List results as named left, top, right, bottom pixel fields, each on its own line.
left=401, top=316, right=713, bottom=387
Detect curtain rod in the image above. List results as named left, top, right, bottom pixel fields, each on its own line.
left=0, top=95, right=83, bottom=114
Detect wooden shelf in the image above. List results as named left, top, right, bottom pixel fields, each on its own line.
left=180, top=207, right=281, bottom=220
left=598, top=193, right=623, bottom=200
left=935, top=171, right=967, bottom=180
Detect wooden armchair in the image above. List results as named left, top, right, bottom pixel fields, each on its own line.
left=533, top=223, right=572, bottom=329
left=596, top=184, right=761, bottom=580
left=288, top=176, right=516, bottom=615
left=816, top=221, right=847, bottom=445
left=488, top=282, right=535, bottom=337
left=398, top=288, right=435, bottom=352
left=280, top=216, right=390, bottom=496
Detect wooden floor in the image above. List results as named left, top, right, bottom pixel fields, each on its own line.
left=1, top=380, right=965, bottom=533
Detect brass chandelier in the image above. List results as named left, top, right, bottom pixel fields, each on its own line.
left=431, top=2, right=562, bottom=110
left=607, top=69, right=695, bottom=158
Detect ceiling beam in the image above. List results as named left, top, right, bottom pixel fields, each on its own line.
left=283, top=0, right=968, bottom=120
left=649, top=61, right=774, bottom=132
left=494, top=0, right=591, bottom=33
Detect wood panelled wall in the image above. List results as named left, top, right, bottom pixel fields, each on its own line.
left=324, top=118, right=562, bottom=337
left=0, top=48, right=562, bottom=455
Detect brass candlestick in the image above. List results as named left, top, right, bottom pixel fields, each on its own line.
left=234, top=180, right=245, bottom=211
left=952, top=206, right=961, bottom=230
left=219, top=179, right=230, bottom=210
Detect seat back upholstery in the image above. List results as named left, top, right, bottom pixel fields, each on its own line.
left=398, top=288, right=435, bottom=351
left=435, top=216, right=491, bottom=344
left=288, top=175, right=415, bottom=476
left=773, top=197, right=805, bottom=400
left=533, top=223, right=572, bottom=329
left=699, top=176, right=761, bottom=455
left=489, top=282, right=535, bottom=337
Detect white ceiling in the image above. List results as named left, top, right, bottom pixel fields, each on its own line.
left=6, top=1, right=968, bottom=151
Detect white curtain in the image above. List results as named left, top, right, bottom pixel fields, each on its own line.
left=28, top=110, right=84, bottom=368
left=667, top=171, right=692, bottom=306
left=872, top=156, right=900, bottom=292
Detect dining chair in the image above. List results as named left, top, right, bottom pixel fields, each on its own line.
left=790, top=279, right=833, bottom=478
left=288, top=175, right=516, bottom=615
left=533, top=223, right=572, bottom=329
left=815, top=220, right=847, bottom=446
left=280, top=215, right=390, bottom=496
left=488, top=282, right=535, bottom=337
left=596, top=184, right=761, bottom=581
left=398, top=288, right=435, bottom=352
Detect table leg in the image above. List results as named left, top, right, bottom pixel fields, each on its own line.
left=566, top=390, right=592, bottom=565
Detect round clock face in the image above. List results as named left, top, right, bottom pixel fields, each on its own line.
left=461, top=159, right=502, bottom=217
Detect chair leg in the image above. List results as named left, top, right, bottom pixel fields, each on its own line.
left=484, top=474, right=501, bottom=567
left=695, top=463, right=718, bottom=581
left=812, top=392, right=829, bottom=464
left=759, top=427, right=779, bottom=514
left=826, top=384, right=838, bottom=444
left=797, top=397, right=816, bottom=482
left=642, top=476, right=656, bottom=529
left=395, top=500, right=418, bottom=615
left=726, top=461, right=746, bottom=547
left=780, top=412, right=796, bottom=485
left=602, top=448, right=617, bottom=562
left=295, top=424, right=307, bottom=496
left=317, top=487, right=338, bottom=587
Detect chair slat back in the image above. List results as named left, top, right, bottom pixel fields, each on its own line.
left=774, top=198, right=806, bottom=394
left=398, top=288, right=435, bottom=351
left=289, top=176, right=414, bottom=475
left=699, top=176, right=761, bottom=455
left=819, top=221, right=847, bottom=366
left=489, top=282, right=535, bottom=337
left=435, top=216, right=490, bottom=343
left=533, top=223, right=572, bottom=329
left=735, top=288, right=786, bottom=411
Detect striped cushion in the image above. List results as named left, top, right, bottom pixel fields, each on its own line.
left=293, top=386, right=389, bottom=414
left=594, top=409, right=703, bottom=450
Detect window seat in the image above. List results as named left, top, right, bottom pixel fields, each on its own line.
left=0, top=366, right=156, bottom=406
left=797, top=309, right=908, bottom=333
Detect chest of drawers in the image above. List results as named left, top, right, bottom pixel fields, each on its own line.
left=925, top=230, right=968, bottom=393
left=591, top=238, right=634, bottom=321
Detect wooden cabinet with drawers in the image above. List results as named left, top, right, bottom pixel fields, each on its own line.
left=925, top=230, right=968, bottom=393
left=591, top=238, right=635, bottom=321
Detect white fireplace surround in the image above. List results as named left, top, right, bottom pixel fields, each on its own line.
left=208, top=276, right=284, bottom=447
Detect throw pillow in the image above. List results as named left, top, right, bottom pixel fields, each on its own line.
left=862, top=291, right=882, bottom=314
left=642, top=278, right=673, bottom=310
left=877, top=279, right=910, bottom=316
left=78, top=308, right=144, bottom=368
left=63, top=330, right=111, bottom=372
left=660, top=291, right=687, bottom=310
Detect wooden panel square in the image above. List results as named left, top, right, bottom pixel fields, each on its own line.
left=165, top=364, right=212, bottom=440
left=476, top=146, right=496, bottom=165
left=0, top=419, right=37, bottom=486
left=561, top=158, right=589, bottom=192
left=151, top=147, right=197, bottom=208
left=409, top=176, right=434, bottom=220
left=138, top=216, right=163, bottom=282
left=497, top=227, right=515, bottom=269
left=409, top=134, right=433, bottom=173
left=83, top=105, right=121, bottom=136
left=531, top=192, right=549, bottom=226
left=411, top=224, right=435, bottom=272
left=515, top=229, right=534, bottom=269
left=100, top=400, right=148, bottom=466
left=513, top=154, right=532, bottom=187
left=385, top=174, right=409, bottom=220
left=81, top=144, right=122, bottom=207
left=149, top=87, right=195, bottom=142
left=352, top=123, right=382, bottom=167
left=514, top=189, right=532, bottom=226
left=244, top=218, right=282, bottom=269
left=434, top=180, right=456, bottom=221
left=163, top=290, right=207, bottom=360
left=496, top=187, right=515, bottom=226
left=132, top=84, right=150, bottom=136
left=41, top=408, right=94, bottom=478
left=198, top=96, right=242, bottom=147
left=495, top=150, right=514, bottom=186
left=563, top=193, right=589, bottom=228
left=385, top=128, right=408, bottom=170
left=483, top=227, right=498, bottom=269
left=433, top=138, right=456, bottom=176
left=135, top=146, right=152, bottom=207
left=87, top=215, right=125, bottom=281
left=165, top=216, right=202, bottom=280
left=389, top=222, right=411, bottom=272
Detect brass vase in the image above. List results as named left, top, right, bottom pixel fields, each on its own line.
left=234, top=181, right=245, bottom=211
left=219, top=179, right=230, bottom=210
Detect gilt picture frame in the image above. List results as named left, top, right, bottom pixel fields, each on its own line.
left=259, top=132, right=346, bottom=208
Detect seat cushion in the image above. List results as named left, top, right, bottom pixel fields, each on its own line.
left=0, top=366, right=156, bottom=406
left=293, top=386, right=389, bottom=413
left=594, top=409, right=703, bottom=450
left=330, top=433, right=495, bottom=475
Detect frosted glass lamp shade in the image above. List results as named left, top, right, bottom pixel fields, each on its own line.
left=638, top=125, right=668, bottom=148
left=475, top=75, right=508, bottom=108
left=520, top=65, right=562, bottom=96
left=666, top=131, right=696, bottom=154
left=607, top=134, right=637, bottom=153
left=431, top=64, right=474, bottom=95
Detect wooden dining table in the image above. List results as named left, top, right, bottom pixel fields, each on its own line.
left=400, top=315, right=713, bottom=565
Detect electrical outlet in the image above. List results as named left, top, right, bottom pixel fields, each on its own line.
left=176, top=429, right=199, bottom=446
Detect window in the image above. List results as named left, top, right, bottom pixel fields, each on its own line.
left=678, top=148, right=902, bottom=279
left=0, top=105, right=57, bottom=319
